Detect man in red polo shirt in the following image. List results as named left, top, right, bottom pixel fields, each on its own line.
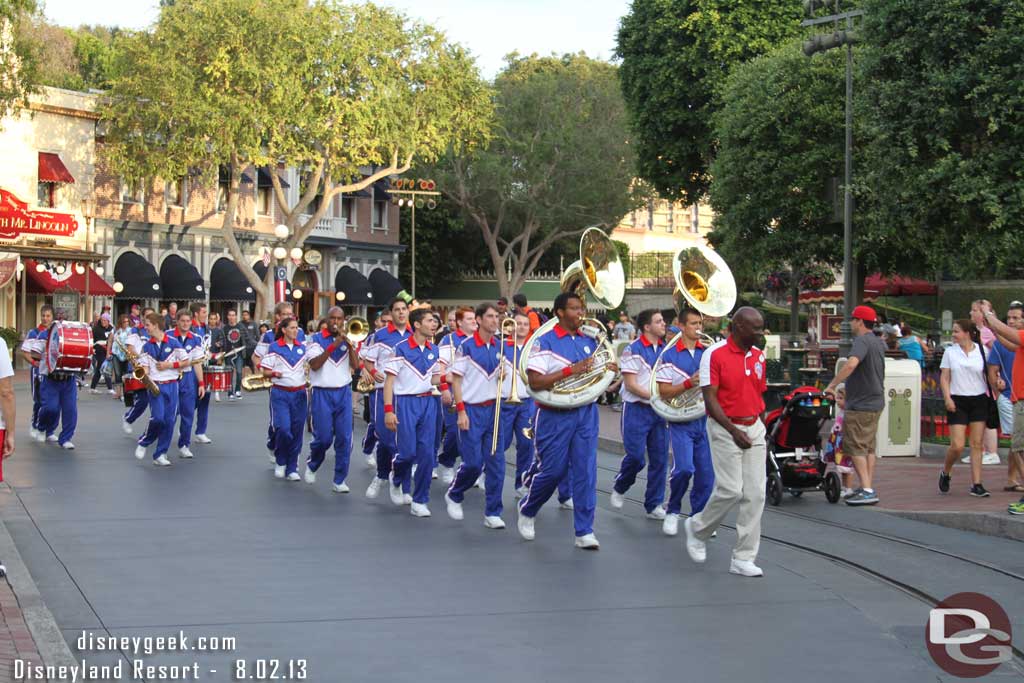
left=684, top=307, right=768, bottom=577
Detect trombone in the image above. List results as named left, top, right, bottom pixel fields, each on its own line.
left=491, top=317, right=518, bottom=455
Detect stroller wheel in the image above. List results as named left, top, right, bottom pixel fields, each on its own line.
left=767, top=472, right=783, bottom=506
left=824, top=471, right=841, bottom=504
left=789, top=490, right=803, bottom=498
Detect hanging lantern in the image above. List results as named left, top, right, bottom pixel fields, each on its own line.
left=113, top=282, right=124, bottom=293
left=289, top=247, right=303, bottom=260
left=336, top=291, right=346, bottom=301
left=273, top=246, right=287, bottom=260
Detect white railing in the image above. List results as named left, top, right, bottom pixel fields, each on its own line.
left=300, top=214, right=347, bottom=241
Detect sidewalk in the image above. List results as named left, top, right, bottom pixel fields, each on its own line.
left=596, top=404, right=1024, bottom=541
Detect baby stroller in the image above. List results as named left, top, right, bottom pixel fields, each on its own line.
left=765, top=386, right=839, bottom=505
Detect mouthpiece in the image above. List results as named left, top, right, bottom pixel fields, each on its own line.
left=579, top=324, right=602, bottom=339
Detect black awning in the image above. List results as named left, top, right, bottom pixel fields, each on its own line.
left=218, top=165, right=254, bottom=185
left=368, top=268, right=404, bottom=304
left=257, top=167, right=290, bottom=188
left=254, top=262, right=268, bottom=282
left=372, top=180, right=391, bottom=201
left=159, top=254, right=205, bottom=301
left=334, top=266, right=374, bottom=305
left=114, top=252, right=162, bottom=299
left=210, top=257, right=257, bottom=302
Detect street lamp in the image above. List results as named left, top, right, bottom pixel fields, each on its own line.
left=389, top=178, right=440, bottom=298
left=274, top=224, right=289, bottom=240
left=273, top=246, right=287, bottom=260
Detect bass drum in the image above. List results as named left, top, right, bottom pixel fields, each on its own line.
left=46, top=321, right=93, bottom=374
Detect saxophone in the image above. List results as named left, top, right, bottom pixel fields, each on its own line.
left=114, top=337, right=161, bottom=397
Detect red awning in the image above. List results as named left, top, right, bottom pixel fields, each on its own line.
left=38, top=152, right=75, bottom=184
left=796, top=289, right=879, bottom=305
left=864, top=273, right=937, bottom=296
left=24, top=259, right=115, bottom=296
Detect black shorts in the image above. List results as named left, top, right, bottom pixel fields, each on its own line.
left=948, top=394, right=988, bottom=426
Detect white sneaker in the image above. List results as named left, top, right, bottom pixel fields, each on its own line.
left=410, top=502, right=431, bottom=517
left=515, top=485, right=527, bottom=499
left=440, top=466, right=455, bottom=484
left=474, top=475, right=485, bottom=490
left=89, top=388, right=99, bottom=394
left=214, top=393, right=221, bottom=402
left=445, top=493, right=464, bottom=520
left=61, top=441, right=75, bottom=450
left=365, top=454, right=377, bottom=469
left=559, top=498, right=575, bottom=510
left=268, top=452, right=277, bottom=464
left=274, top=465, right=286, bottom=479
left=365, top=477, right=383, bottom=498
left=304, top=468, right=316, bottom=484
left=663, top=513, right=679, bottom=536
left=228, top=394, right=237, bottom=401
left=32, top=430, right=45, bottom=443
left=610, top=490, right=624, bottom=509
left=154, top=454, right=171, bottom=466
left=234, top=392, right=242, bottom=400
left=432, top=467, right=438, bottom=480
left=178, top=446, right=194, bottom=459
left=484, top=515, right=505, bottom=529
left=684, top=517, right=706, bottom=563
left=960, top=454, right=971, bottom=464
left=28, top=428, right=39, bottom=440
left=982, top=452, right=1001, bottom=465
left=646, top=506, right=667, bottom=521
left=331, top=482, right=350, bottom=493
left=729, top=559, right=764, bottom=577
left=194, top=434, right=212, bottom=444
left=389, top=481, right=404, bottom=506
left=134, top=445, right=146, bottom=460
left=574, top=533, right=600, bottom=550
left=517, top=511, right=535, bottom=541
left=286, top=472, right=301, bottom=482
left=45, top=434, right=58, bottom=443
left=108, top=389, right=116, bottom=395
left=402, top=493, right=412, bottom=505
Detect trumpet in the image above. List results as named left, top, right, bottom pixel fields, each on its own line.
left=114, top=337, right=161, bottom=397
left=345, top=316, right=370, bottom=345
left=241, top=374, right=274, bottom=392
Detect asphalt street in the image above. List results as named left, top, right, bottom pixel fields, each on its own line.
left=1, top=385, right=1022, bottom=682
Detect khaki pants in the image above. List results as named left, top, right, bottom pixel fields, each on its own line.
left=692, top=419, right=767, bottom=562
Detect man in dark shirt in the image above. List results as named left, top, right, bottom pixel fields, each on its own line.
left=824, top=305, right=886, bottom=506
left=222, top=309, right=247, bottom=398
left=240, top=309, right=259, bottom=371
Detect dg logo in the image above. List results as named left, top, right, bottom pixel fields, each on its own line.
left=926, top=592, right=1012, bottom=677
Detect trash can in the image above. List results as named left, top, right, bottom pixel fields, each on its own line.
left=833, top=357, right=921, bottom=457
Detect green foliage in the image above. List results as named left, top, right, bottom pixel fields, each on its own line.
left=708, top=43, right=847, bottom=287
left=434, top=53, right=639, bottom=298
left=0, top=0, right=40, bottom=119
left=398, top=197, right=485, bottom=296
left=857, top=0, right=1024, bottom=279
left=19, top=19, right=123, bottom=91
left=616, top=0, right=803, bottom=203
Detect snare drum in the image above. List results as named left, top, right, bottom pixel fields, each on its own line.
left=205, top=367, right=234, bottom=392
left=46, top=321, right=93, bottom=374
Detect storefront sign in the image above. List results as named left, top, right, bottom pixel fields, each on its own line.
left=303, top=249, right=322, bottom=267
left=0, top=254, right=18, bottom=289
left=0, top=189, right=79, bottom=239
left=53, top=291, right=80, bottom=320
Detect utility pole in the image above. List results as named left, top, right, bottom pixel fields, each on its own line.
left=388, top=183, right=440, bottom=299
left=802, top=0, right=864, bottom=358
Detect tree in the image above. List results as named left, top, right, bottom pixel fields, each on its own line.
left=616, top=0, right=803, bottom=204
left=432, top=53, right=639, bottom=299
left=16, top=19, right=123, bottom=91
left=0, top=0, right=40, bottom=120
left=102, top=0, right=492, bottom=314
left=857, top=0, right=1024, bottom=279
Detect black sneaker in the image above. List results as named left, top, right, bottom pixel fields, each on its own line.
left=969, top=484, right=990, bottom=498
left=938, top=471, right=951, bottom=493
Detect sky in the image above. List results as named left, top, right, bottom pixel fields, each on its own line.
left=39, top=0, right=632, bottom=78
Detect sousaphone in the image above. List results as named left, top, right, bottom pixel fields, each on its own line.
left=650, top=244, right=737, bottom=422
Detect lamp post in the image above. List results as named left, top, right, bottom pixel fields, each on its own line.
left=802, top=0, right=864, bottom=358
left=388, top=180, right=440, bottom=299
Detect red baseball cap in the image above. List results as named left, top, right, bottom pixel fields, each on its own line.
left=851, top=305, right=877, bottom=323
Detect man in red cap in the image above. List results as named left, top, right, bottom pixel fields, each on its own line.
left=824, top=305, right=887, bottom=505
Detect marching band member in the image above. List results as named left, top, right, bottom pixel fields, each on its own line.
left=21, top=305, right=53, bottom=441
left=501, top=312, right=535, bottom=497
left=361, top=298, right=411, bottom=499
left=171, top=310, right=206, bottom=459
left=34, top=311, right=79, bottom=450
left=121, top=307, right=155, bottom=435
left=382, top=308, right=442, bottom=517
left=254, top=302, right=305, bottom=462
left=684, top=307, right=768, bottom=578
left=436, top=306, right=476, bottom=483
left=133, top=313, right=188, bottom=466
left=609, top=309, right=669, bottom=520
left=654, top=307, right=713, bottom=537
left=259, top=317, right=309, bottom=481
left=304, top=307, right=359, bottom=492
left=444, top=303, right=506, bottom=528
left=189, top=303, right=213, bottom=442
left=518, top=292, right=616, bottom=549
left=358, top=311, right=390, bottom=469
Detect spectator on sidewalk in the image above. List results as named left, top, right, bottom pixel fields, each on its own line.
left=90, top=313, right=113, bottom=394
left=824, top=305, right=886, bottom=506
left=971, top=303, right=1002, bottom=465
left=897, top=323, right=925, bottom=367
left=986, top=301, right=1024, bottom=492
left=979, top=301, right=1024, bottom=515
left=938, top=319, right=991, bottom=497
left=613, top=311, right=636, bottom=341
left=513, top=293, right=541, bottom=333
left=0, top=333, right=15, bottom=576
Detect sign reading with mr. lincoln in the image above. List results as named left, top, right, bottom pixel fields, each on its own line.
left=0, top=189, right=78, bottom=239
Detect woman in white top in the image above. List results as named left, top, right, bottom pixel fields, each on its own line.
left=939, top=319, right=991, bottom=497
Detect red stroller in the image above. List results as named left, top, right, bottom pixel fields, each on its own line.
left=765, top=386, right=839, bottom=505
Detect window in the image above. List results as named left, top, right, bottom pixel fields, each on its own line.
left=341, top=197, right=355, bottom=227
left=256, top=186, right=272, bottom=216
left=37, top=181, right=56, bottom=208
left=372, top=200, right=387, bottom=229
left=121, top=177, right=144, bottom=204
left=165, top=177, right=187, bottom=207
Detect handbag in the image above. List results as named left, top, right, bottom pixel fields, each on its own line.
left=978, top=342, right=1001, bottom=430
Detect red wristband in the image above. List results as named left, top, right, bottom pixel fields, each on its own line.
left=561, top=366, right=573, bottom=378
left=456, top=402, right=466, bottom=412
left=682, top=377, right=693, bottom=390
left=439, top=382, right=449, bottom=392
left=383, top=404, right=394, bottom=414
left=172, top=361, right=180, bottom=369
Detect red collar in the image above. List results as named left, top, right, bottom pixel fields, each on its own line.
left=455, top=330, right=468, bottom=338
left=553, top=324, right=571, bottom=338
left=175, top=330, right=193, bottom=340
left=36, top=324, right=47, bottom=331
left=386, top=321, right=411, bottom=334
left=408, top=335, right=432, bottom=350
left=473, top=331, right=495, bottom=347
left=320, top=330, right=333, bottom=340
left=726, top=336, right=748, bottom=354
left=277, top=337, right=298, bottom=347
left=676, top=338, right=705, bottom=353
left=639, top=335, right=662, bottom=348
left=148, top=335, right=165, bottom=344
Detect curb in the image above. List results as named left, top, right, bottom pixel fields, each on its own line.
left=882, top=510, right=1024, bottom=543
left=0, top=485, right=77, bottom=670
